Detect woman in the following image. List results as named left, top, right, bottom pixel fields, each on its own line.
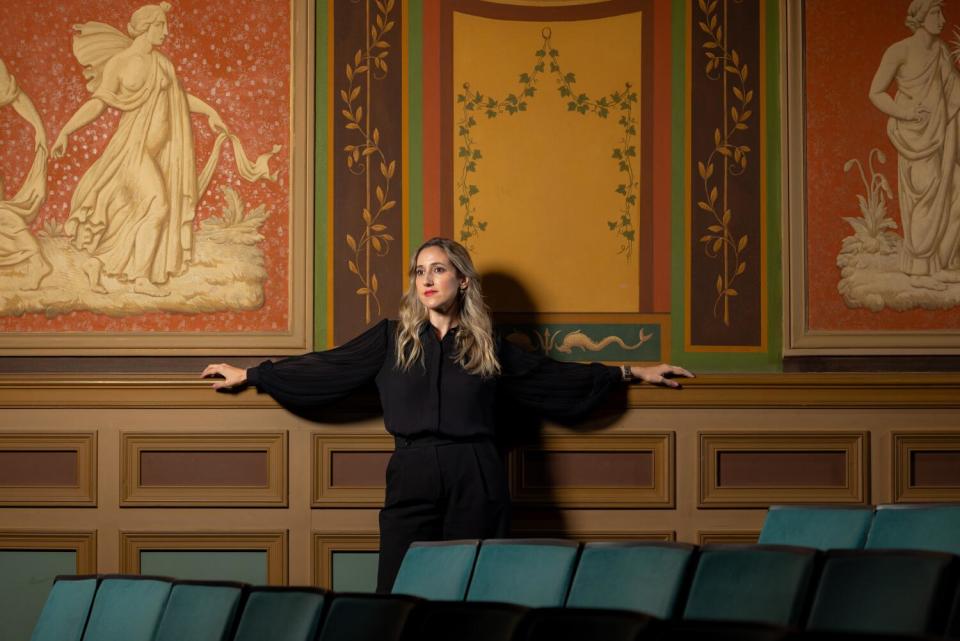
left=203, top=237, right=693, bottom=592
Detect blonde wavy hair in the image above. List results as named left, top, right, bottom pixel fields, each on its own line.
left=395, top=237, right=500, bottom=378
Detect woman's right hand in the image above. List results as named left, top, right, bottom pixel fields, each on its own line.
left=51, top=133, right=68, bottom=159
left=201, top=363, right=248, bottom=389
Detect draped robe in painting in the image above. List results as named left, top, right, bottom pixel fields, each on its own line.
left=888, top=41, right=960, bottom=275
left=0, top=60, right=47, bottom=268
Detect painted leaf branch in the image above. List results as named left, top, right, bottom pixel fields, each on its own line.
left=341, top=0, right=396, bottom=321
left=697, top=0, right=751, bottom=326
left=455, top=28, right=638, bottom=258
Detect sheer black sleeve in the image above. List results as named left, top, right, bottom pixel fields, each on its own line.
left=246, top=319, right=390, bottom=408
left=497, top=335, right=624, bottom=422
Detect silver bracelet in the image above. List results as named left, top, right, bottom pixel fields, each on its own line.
left=621, top=364, right=634, bottom=382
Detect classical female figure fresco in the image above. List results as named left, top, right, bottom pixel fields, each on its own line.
left=0, top=59, right=51, bottom=291
left=52, top=2, right=279, bottom=299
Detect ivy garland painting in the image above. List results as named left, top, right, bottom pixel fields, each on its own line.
left=0, top=0, right=295, bottom=344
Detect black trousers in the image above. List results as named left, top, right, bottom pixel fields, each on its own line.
left=376, top=437, right=510, bottom=593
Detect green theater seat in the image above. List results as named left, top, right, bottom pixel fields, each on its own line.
left=81, top=575, right=173, bottom=641
left=682, top=545, right=818, bottom=627
left=152, top=580, right=245, bottom=641
left=315, top=593, right=421, bottom=641
left=28, top=575, right=99, bottom=641
left=231, top=587, right=327, bottom=641
left=866, top=505, right=960, bottom=555
left=391, top=540, right=479, bottom=600
left=805, top=549, right=959, bottom=637
left=565, top=541, right=697, bottom=618
left=759, top=506, right=874, bottom=550
left=466, top=539, right=580, bottom=608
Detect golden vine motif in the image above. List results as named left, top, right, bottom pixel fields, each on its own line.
left=341, top=0, right=397, bottom=323
left=696, top=0, right=751, bottom=327
left=456, top=28, right=638, bottom=258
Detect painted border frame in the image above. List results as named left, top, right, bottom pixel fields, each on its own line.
left=0, top=0, right=314, bottom=355
left=783, top=0, right=960, bottom=354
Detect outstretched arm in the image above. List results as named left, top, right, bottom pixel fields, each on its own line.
left=11, top=92, right=46, bottom=149
left=52, top=99, right=106, bottom=158
left=188, top=94, right=226, bottom=133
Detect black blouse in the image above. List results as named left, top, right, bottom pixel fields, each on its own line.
left=246, top=319, right=623, bottom=439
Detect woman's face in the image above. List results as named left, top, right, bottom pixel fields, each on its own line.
left=923, top=6, right=945, bottom=35
left=147, top=18, right=168, bottom=45
left=415, top=246, right=467, bottom=315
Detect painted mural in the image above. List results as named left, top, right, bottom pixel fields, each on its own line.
left=806, top=0, right=960, bottom=330
left=0, top=0, right=291, bottom=336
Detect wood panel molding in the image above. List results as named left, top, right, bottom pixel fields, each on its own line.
left=697, top=530, right=761, bottom=545
left=0, top=531, right=97, bottom=572
left=509, top=433, right=673, bottom=508
left=2, top=373, right=960, bottom=409
left=893, top=432, right=960, bottom=503
left=0, top=432, right=96, bottom=506
left=120, top=432, right=287, bottom=506
left=119, top=531, right=287, bottom=584
left=699, top=432, right=869, bottom=507
left=312, top=531, right=379, bottom=589
left=511, top=528, right=675, bottom=542
left=312, top=434, right=393, bottom=507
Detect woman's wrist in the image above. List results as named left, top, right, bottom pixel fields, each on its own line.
left=621, top=364, right=634, bottom=383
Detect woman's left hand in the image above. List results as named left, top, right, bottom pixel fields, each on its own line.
left=630, top=364, right=695, bottom=388
left=208, top=113, right=227, bottom=134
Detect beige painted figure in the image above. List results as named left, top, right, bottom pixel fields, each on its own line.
left=53, top=2, right=279, bottom=297
left=0, top=59, right=51, bottom=290
left=869, top=0, right=960, bottom=290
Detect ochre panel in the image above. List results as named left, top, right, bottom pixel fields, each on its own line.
left=893, top=432, right=960, bottom=502
left=0, top=433, right=96, bottom=506
left=522, top=451, right=654, bottom=488
left=312, top=531, right=380, bottom=590
left=120, top=432, right=286, bottom=506
left=330, top=451, right=393, bottom=488
left=716, top=451, right=847, bottom=488
left=120, top=532, right=286, bottom=585
left=0, top=531, right=97, bottom=573
left=313, top=434, right=393, bottom=507
left=510, top=432, right=673, bottom=508
left=697, top=530, right=760, bottom=545
left=0, top=451, right=77, bottom=486
left=699, top=432, right=868, bottom=507
left=139, top=451, right=269, bottom=487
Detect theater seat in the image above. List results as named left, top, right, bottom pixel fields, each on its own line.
left=466, top=539, right=580, bottom=608
left=152, top=580, right=245, bottom=641
left=565, top=541, right=696, bottom=617
left=391, top=540, right=479, bottom=600
left=316, top=593, right=420, bottom=641
left=805, top=549, right=959, bottom=637
left=521, top=606, right=661, bottom=641
left=28, top=575, right=99, bottom=641
left=80, top=575, right=173, bottom=641
left=682, top=545, right=817, bottom=627
left=865, top=505, right=960, bottom=555
left=759, top=506, right=874, bottom=550
left=404, top=600, right=528, bottom=641
left=231, top=586, right=327, bottom=641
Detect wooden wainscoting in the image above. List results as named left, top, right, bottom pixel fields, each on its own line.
left=0, top=433, right=97, bottom=506
left=893, top=432, right=960, bottom=503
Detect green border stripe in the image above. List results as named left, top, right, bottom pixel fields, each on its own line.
left=315, top=0, right=329, bottom=348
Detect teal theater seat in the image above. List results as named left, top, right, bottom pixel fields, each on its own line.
left=407, top=600, right=529, bottom=641
left=232, top=587, right=327, bottom=641
left=80, top=575, right=173, bottom=641
left=805, top=549, right=959, bottom=637
left=28, top=575, right=99, bottom=641
left=316, top=593, right=420, bottom=641
left=682, top=545, right=818, bottom=627
left=759, top=506, right=874, bottom=550
left=865, top=504, right=960, bottom=555
left=152, top=580, right=245, bottom=641
left=565, top=541, right=696, bottom=617
left=523, top=607, right=661, bottom=641
left=466, top=539, right=580, bottom=608
left=391, top=539, right=479, bottom=600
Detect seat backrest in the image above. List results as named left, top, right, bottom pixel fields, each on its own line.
left=565, top=542, right=697, bottom=618
left=391, top=540, right=479, bottom=600
left=866, top=505, right=960, bottom=555
left=466, top=539, right=580, bottom=608
left=408, top=600, right=529, bottom=641
left=759, top=505, right=874, bottom=549
left=805, top=549, right=959, bottom=636
left=152, top=581, right=245, bottom=641
left=29, top=575, right=99, bottom=641
left=682, top=545, right=818, bottom=627
left=523, top=606, right=659, bottom=641
left=316, top=593, right=420, bottom=641
left=231, top=587, right=327, bottom=641
left=80, top=575, right=173, bottom=641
